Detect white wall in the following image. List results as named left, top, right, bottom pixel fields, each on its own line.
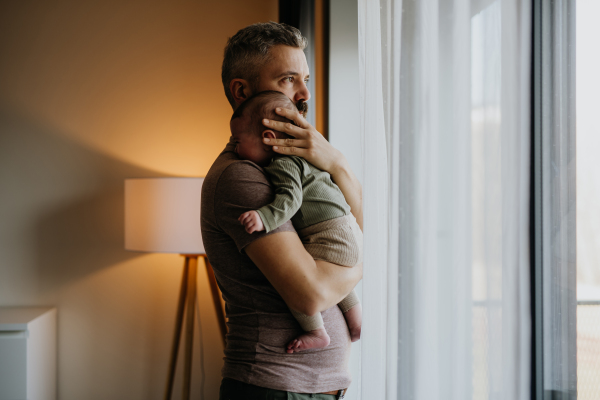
left=328, top=1, right=362, bottom=399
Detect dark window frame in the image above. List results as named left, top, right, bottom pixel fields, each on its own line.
left=532, top=1, right=577, bottom=399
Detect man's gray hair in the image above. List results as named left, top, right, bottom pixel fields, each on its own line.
left=221, top=22, right=307, bottom=109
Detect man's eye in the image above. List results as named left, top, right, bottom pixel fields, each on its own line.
left=283, top=77, right=293, bottom=83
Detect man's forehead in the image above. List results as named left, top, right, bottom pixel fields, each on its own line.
left=265, top=46, right=309, bottom=76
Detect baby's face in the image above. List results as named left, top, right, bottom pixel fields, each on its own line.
left=230, top=117, right=273, bottom=166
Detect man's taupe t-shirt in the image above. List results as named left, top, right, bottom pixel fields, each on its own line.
left=201, top=142, right=352, bottom=393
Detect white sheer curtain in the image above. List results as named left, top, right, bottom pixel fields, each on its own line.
left=357, top=0, right=532, bottom=399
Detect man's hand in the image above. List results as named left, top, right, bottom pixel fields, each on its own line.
left=261, top=107, right=342, bottom=174
left=262, top=107, right=363, bottom=230
left=238, top=210, right=265, bottom=234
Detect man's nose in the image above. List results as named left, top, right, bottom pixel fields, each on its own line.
left=295, top=80, right=311, bottom=103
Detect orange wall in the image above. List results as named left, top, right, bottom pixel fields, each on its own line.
left=0, top=1, right=277, bottom=399
left=1, top=0, right=278, bottom=176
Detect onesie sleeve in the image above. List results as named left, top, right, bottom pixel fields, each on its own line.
left=257, top=156, right=304, bottom=233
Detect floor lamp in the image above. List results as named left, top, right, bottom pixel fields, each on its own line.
left=124, top=178, right=227, bottom=400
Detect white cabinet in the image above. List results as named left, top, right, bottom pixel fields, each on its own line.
left=0, top=308, right=57, bottom=400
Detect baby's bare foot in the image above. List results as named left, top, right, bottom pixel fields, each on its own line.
left=286, top=327, right=330, bottom=353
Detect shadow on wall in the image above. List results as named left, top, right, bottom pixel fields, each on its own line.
left=35, top=187, right=132, bottom=291
left=0, top=104, right=170, bottom=296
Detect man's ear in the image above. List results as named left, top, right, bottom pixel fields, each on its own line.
left=262, top=130, right=277, bottom=140
left=230, top=79, right=252, bottom=107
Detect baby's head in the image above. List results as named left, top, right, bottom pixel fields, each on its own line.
left=230, top=90, right=296, bottom=166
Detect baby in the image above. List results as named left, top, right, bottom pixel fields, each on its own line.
left=231, top=90, right=363, bottom=353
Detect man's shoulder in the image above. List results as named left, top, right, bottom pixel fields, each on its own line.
left=205, top=151, right=270, bottom=189
left=203, top=144, right=271, bottom=217
left=201, top=146, right=292, bottom=254
left=204, top=151, right=277, bottom=213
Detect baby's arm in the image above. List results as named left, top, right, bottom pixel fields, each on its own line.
left=239, top=157, right=304, bottom=233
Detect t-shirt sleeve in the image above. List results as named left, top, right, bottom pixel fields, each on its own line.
left=213, top=161, right=296, bottom=252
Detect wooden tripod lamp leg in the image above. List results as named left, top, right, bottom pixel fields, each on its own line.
left=163, top=255, right=220, bottom=400
left=182, top=255, right=198, bottom=400
left=164, top=258, right=190, bottom=400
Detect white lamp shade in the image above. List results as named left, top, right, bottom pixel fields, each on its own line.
left=125, top=178, right=205, bottom=254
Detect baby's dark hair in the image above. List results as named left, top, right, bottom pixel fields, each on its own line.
left=231, top=91, right=296, bottom=137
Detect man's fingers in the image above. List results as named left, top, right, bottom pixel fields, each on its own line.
left=274, top=107, right=310, bottom=129
left=262, top=119, right=306, bottom=138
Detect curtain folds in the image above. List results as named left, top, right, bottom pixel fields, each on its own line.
left=357, top=1, right=390, bottom=399
left=357, top=0, right=532, bottom=398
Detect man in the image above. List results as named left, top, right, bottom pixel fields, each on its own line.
left=201, top=22, right=363, bottom=399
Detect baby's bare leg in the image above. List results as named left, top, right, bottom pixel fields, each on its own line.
left=343, top=303, right=362, bottom=342
left=338, top=289, right=361, bottom=342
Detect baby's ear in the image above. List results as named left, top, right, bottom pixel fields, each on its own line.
left=262, top=130, right=277, bottom=139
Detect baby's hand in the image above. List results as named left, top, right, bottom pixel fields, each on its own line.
left=238, top=211, right=265, bottom=234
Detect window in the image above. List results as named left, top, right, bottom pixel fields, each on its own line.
left=532, top=0, right=577, bottom=398
left=576, top=1, right=600, bottom=398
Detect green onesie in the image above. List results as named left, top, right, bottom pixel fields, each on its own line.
left=256, top=155, right=351, bottom=232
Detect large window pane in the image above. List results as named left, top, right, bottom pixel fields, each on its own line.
left=576, top=1, right=600, bottom=398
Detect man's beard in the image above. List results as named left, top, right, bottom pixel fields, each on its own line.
left=296, top=100, right=308, bottom=118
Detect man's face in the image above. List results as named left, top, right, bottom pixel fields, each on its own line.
left=254, top=45, right=311, bottom=110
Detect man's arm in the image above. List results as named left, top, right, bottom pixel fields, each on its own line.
left=214, top=161, right=361, bottom=316
left=245, top=231, right=363, bottom=316
left=328, top=158, right=363, bottom=230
